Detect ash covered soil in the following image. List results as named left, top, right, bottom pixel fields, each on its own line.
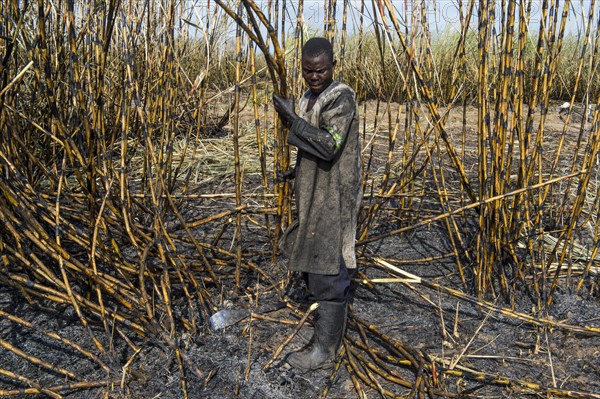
left=2, top=223, right=599, bottom=398
left=1, top=102, right=600, bottom=398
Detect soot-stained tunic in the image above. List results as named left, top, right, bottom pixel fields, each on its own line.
left=286, top=81, right=362, bottom=275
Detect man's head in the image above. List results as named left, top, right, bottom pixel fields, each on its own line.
left=302, top=37, right=336, bottom=95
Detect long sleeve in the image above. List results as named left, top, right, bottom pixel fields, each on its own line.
left=288, top=93, right=356, bottom=161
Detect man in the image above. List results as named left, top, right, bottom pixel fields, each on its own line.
left=273, top=37, right=362, bottom=372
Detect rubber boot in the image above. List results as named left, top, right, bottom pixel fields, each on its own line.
left=286, top=300, right=347, bottom=372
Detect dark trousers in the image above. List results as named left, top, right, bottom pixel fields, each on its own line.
left=303, top=257, right=350, bottom=303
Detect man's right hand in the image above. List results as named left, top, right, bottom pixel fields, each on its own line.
left=273, top=94, right=298, bottom=125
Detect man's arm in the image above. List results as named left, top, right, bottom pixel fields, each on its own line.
left=288, top=93, right=355, bottom=161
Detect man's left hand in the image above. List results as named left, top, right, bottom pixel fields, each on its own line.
left=275, top=167, right=296, bottom=183
left=273, top=94, right=298, bottom=125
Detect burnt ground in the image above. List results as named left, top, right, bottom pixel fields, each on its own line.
left=1, top=216, right=599, bottom=399
left=1, top=101, right=600, bottom=398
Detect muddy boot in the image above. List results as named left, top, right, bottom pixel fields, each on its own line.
left=286, top=300, right=347, bottom=372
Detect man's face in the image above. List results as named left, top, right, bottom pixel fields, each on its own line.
left=302, top=53, right=336, bottom=95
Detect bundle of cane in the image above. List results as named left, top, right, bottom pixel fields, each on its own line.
left=215, top=0, right=293, bottom=257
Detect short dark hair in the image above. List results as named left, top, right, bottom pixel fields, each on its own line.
left=302, top=37, right=334, bottom=63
